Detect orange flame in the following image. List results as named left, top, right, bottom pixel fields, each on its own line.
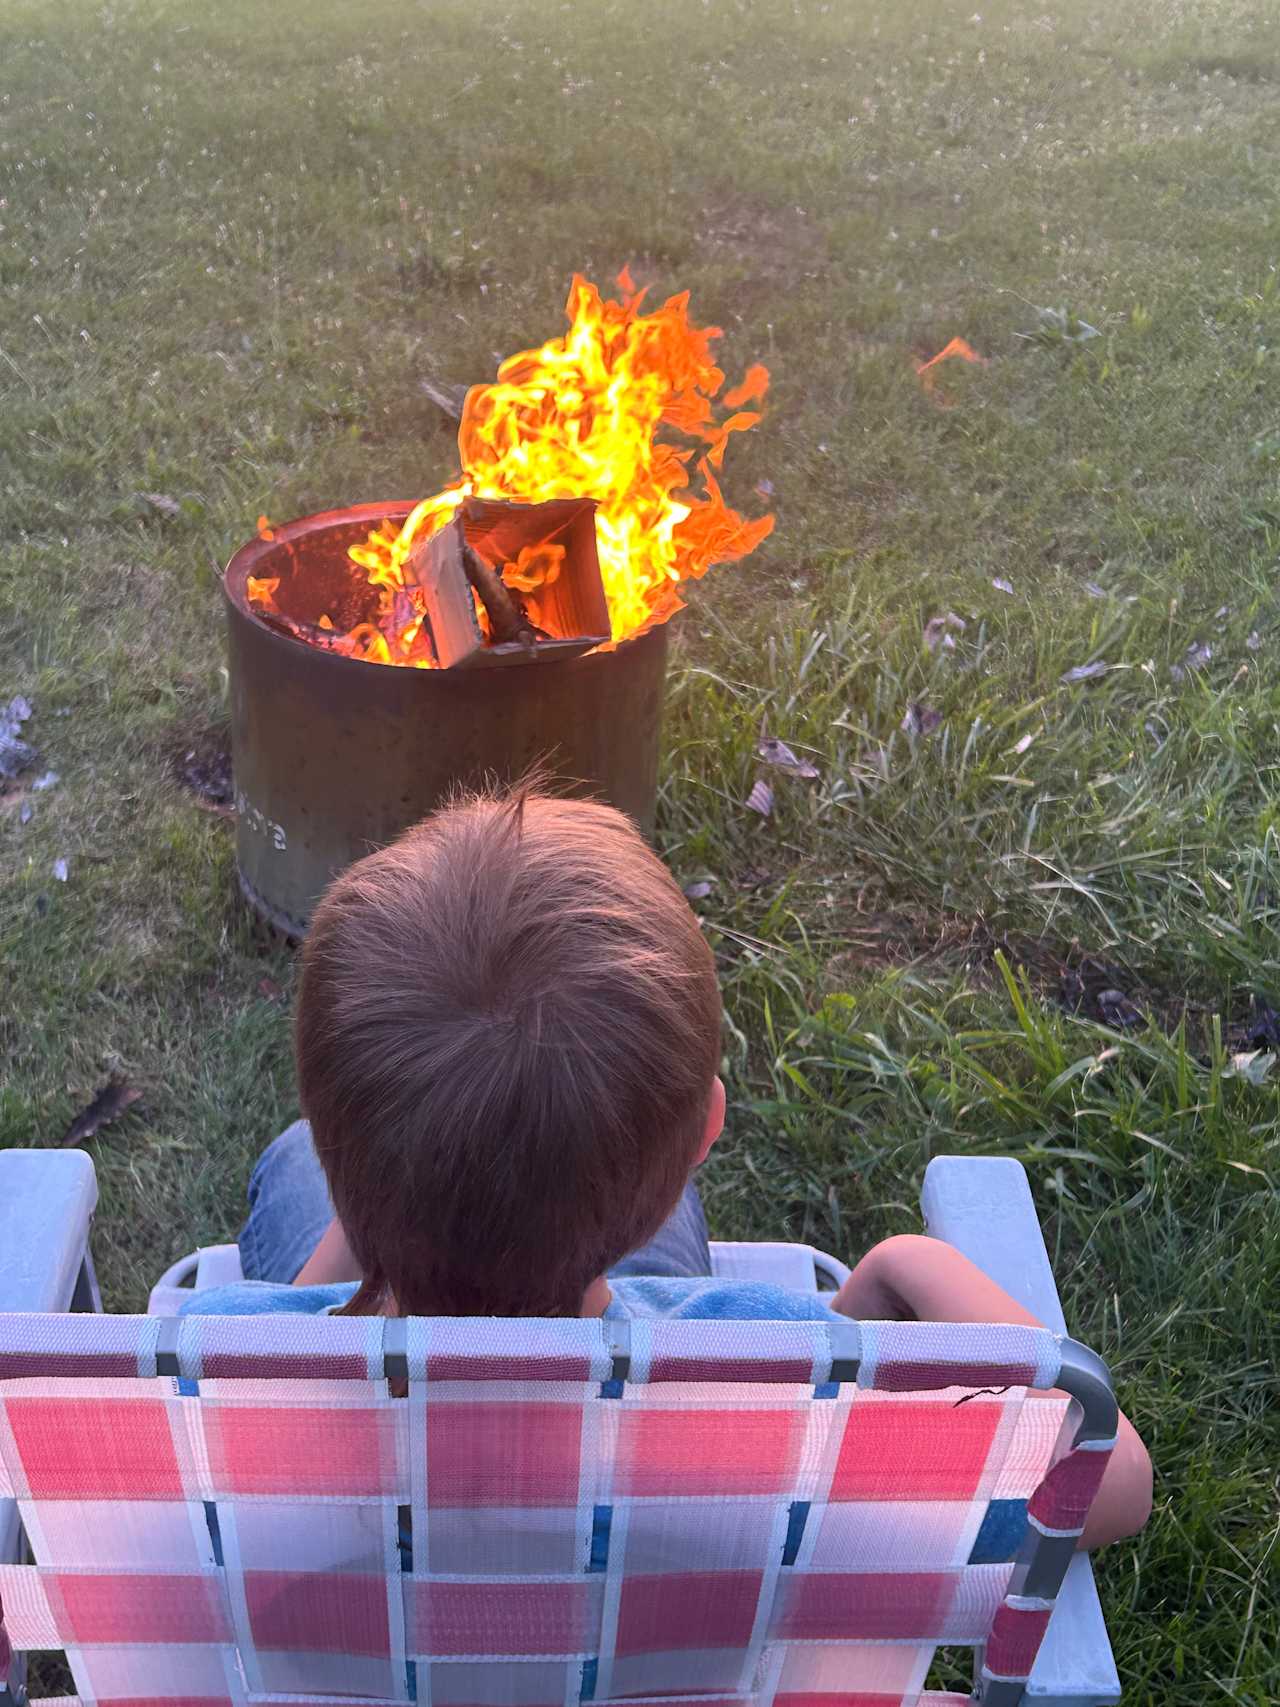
left=336, top=272, right=774, bottom=663
left=502, top=540, right=564, bottom=595
left=916, top=337, right=986, bottom=396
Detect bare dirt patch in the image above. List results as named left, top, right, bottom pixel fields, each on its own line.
left=700, top=191, right=829, bottom=283
left=822, top=893, right=1198, bottom=1036
left=167, top=725, right=234, bottom=816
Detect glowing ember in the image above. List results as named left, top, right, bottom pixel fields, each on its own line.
left=916, top=337, right=986, bottom=400
left=248, top=271, right=774, bottom=667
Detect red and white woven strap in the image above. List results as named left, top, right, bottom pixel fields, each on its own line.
left=0, top=1310, right=1095, bottom=1705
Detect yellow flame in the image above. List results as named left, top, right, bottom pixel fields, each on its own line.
left=344, top=271, right=774, bottom=659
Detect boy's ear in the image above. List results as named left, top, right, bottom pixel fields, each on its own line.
left=696, top=1076, right=726, bottom=1163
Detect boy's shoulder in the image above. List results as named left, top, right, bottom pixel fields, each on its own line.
left=608, top=1276, right=844, bottom=1323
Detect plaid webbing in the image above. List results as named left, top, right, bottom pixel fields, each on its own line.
left=0, top=1311, right=1111, bottom=1707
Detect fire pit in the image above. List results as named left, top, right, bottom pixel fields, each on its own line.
left=225, top=503, right=668, bottom=935
left=223, top=270, right=774, bottom=934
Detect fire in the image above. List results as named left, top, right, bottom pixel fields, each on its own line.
left=251, top=271, right=773, bottom=666
left=916, top=337, right=986, bottom=401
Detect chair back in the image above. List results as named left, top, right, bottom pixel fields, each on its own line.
left=0, top=1311, right=1115, bottom=1707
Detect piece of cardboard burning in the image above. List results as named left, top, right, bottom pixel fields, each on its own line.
left=403, top=496, right=610, bottom=669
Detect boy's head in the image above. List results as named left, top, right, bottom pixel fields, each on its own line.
left=296, top=786, right=723, bottom=1316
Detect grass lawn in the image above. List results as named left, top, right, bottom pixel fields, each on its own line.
left=3, top=0, right=1279, bottom=1696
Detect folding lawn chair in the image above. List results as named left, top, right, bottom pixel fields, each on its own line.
left=0, top=1151, right=1122, bottom=1707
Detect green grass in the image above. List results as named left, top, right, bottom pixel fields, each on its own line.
left=3, top=0, right=1279, bottom=1698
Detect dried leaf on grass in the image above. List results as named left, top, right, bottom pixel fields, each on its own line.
left=258, top=976, right=284, bottom=1000
left=745, top=777, right=774, bottom=817
left=1, top=694, right=36, bottom=781
left=900, top=702, right=943, bottom=737
left=1007, top=731, right=1037, bottom=756
left=1019, top=305, right=1101, bottom=347
left=59, top=1079, right=143, bottom=1147
left=755, top=736, right=819, bottom=777
left=923, top=612, right=966, bottom=653
left=0, top=736, right=36, bottom=781
left=1224, top=1050, right=1277, bottom=1087
left=138, top=491, right=181, bottom=518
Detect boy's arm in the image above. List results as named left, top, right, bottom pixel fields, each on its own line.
left=833, top=1234, right=1152, bottom=1551
left=292, top=1217, right=362, bottom=1286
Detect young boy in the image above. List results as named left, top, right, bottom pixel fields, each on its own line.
left=190, top=787, right=1151, bottom=1548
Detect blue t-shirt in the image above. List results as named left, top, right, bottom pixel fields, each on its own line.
left=180, top=1276, right=845, bottom=1323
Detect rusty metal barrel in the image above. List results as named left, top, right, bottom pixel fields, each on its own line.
left=223, top=503, right=668, bottom=936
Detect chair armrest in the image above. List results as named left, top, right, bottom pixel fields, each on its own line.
left=0, top=1150, right=100, bottom=1577
left=148, top=1243, right=245, bottom=1315
left=0, top=1149, right=99, bottom=1312
left=708, top=1241, right=849, bottom=1294
left=921, top=1155, right=1066, bottom=1332
left=921, top=1156, right=1120, bottom=1706
left=196, top=1244, right=245, bottom=1289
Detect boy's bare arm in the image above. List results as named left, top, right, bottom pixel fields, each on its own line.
left=833, top=1234, right=1153, bottom=1551
left=292, top=1217, right=362, bottom=1286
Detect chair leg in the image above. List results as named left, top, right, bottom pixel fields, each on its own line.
left=71, top=1247, right=103, bottom=1314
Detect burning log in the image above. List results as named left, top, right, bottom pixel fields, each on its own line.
left=254, top=608, right=350, bottom=653
left=405, top=496, right=609, bottom=669
left=460, top=539, right=538, bottom=654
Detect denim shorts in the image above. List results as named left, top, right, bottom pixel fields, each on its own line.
left=239, top=1119, right=712, bottom=1286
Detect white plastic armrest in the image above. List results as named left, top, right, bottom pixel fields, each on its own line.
left=147, top=1243, right=245, bottom=1315
left=921, top=1155, right=1067, bottom=1330
left=196, top=1244, right=245, bottom=1289
left=921, top=1156, right=1121, bottom=1706
left=708, top=1241, right=850, bottom=1294
left=0, top=1148, right=99, bottom=1312
left=0, top=1149, right=100, bottom=1578
left=147, top=1250, right=201, bottom=1317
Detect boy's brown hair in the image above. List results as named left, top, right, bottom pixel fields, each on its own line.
left=296, top=787, right=722, bottom=1317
